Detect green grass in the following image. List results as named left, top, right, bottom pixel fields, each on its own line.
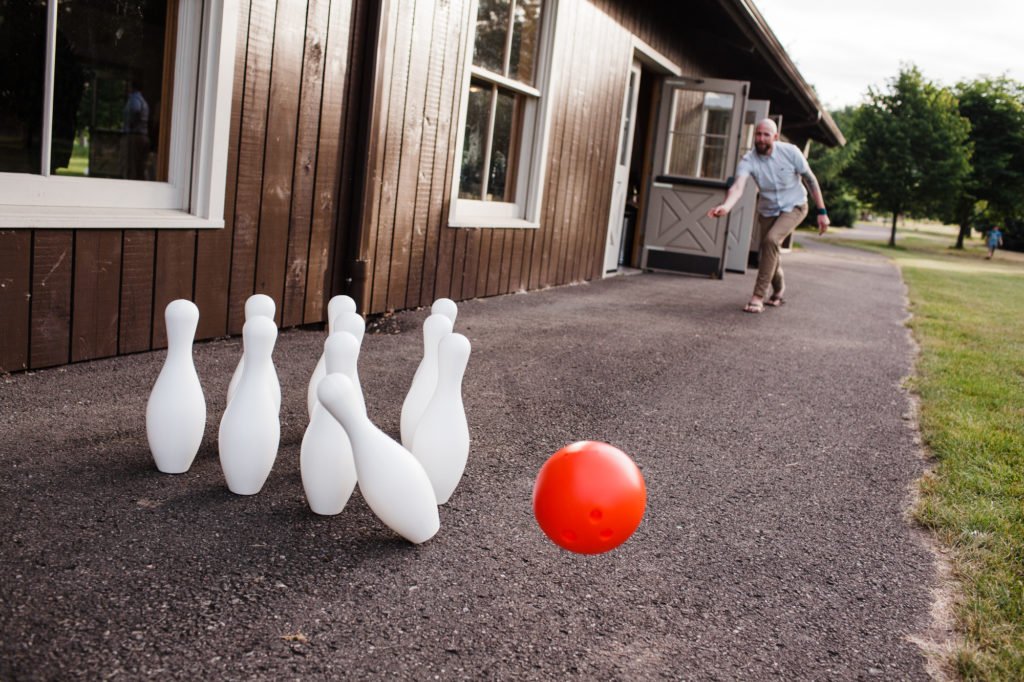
left=827, top=230, right=1024, bottom=679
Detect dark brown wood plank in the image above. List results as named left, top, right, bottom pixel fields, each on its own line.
left=228, top=0, right=276, bottom=333
left=255, top=0, right=307, bottom=325
left=152, top=230, right=197, bottom=348
left=468, top=225, right=489, bottom=296
left=531, top=0, right=577, bottom=290
left=281, top=0, right=329, bottom=327
left=507, top=225, right=527, bottom=293
left=427, top=0, right=472, bottom=303
left=446, top=228, right=467, bottom=300
left=577, top=6, right=617, bottom=282
left=119, top=231, right=156, bottom=354
left=557, top=2, right=594, bottom=286
left=370, top=0, right=415, bottom=312
left=543, top=0, right=582, bottom=287
left=0, top=230, right=33, bottom=373
left=458, top=228, right=481, bottom=300
left=390, top=0, right=435, bottom=311
left=486, top=228, right=505, bottom=296
left=29, top=231, right=73, bottom=369
left=306, top=0, right=358, bottom=322
left=563, top=1, right=595, bottom=285
left=195, top=0, right=252, bottom=340
left=412, top=0, right=452, bottom=307
left=583, top=2, right=613, bottom=281
left=71, top=230, right=122, bottom=362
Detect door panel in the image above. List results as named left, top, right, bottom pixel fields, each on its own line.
left=725, top=99, right=770, bottom=273
left=604, top=61, right=642, bottom=274
left=642, top=77, right=748, bottom=278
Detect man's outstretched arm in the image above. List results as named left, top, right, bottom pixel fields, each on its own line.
left=706, top=174, right=749, bottom=218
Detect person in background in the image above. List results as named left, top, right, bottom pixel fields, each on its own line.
left=985, top=225, right=1004, bottom=259
left=122, top=79, right=150, bottom=180
left=707, top=119, right=829, bottom=313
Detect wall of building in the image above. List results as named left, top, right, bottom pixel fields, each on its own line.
left=0, top=0, right=370, bottom=373
left=0, top=0, right=727, bottom=373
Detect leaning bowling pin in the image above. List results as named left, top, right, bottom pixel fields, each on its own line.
left=411, top=333, right=471, bottom=504
left=146, top=299, right=206, bottom=474
left=400, top=313, right=453, bottom=448
left=227, top=294, right=281, bottom=411
left=300, top=332, right=359, bottom=515
left=219, top=316, right=280, bottom=495
left=317, top=374, right=440, bottom=544
left=306, top=296, right=359, bottom=418
left=431, top=298, right=458, bottom=326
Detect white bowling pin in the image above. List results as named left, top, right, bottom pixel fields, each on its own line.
left=431, top=298, right=458, bottom=326
left=300, top=332, right=359, bottom=515
left=331, top=311, right=366, bottom=413
left=400, top=314, right=454, bottom=448
left=411, top=333, right=471, bottom=504
left=146, top=299, right=206, bottom=474
left=317, top=374, right=440, bottom=544
left=306, top=296, right=359, bottom=418
left=218, top=316, right=280, bottom=495
left=227, top=294, right=281, bottom=411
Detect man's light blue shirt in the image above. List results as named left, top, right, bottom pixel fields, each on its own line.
left=735, top=141, right=809, bottom=217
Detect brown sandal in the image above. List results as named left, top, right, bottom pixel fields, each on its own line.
left=743, top=301, right=764, bottom=313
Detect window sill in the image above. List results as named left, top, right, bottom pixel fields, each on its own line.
left=447, top=217, right=540, bottom=229
left=0, top=206, right=224, bottom=229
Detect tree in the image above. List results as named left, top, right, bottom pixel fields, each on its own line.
left=847, top=66, right=972, bottom=247
left=950, top=77, right=1024, bottom=248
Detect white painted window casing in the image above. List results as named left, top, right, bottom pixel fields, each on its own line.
left=0, top=0, right=239, bottom=229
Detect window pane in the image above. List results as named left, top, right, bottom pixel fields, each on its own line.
left=508, top=0, right=541, bottom=85
left=459, top=81, right=491, bottom=200
left=52, top=0, right=169, bottom=180
left=0, top=4, right=48, bottom=174
left=488, top=87, right=521, bottom=202
left=473, top=0, right=509, bottom=76
left=665, top=90, right=734, bottom=180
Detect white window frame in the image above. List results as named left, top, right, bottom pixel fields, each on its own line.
left=0, top=0, right=238, bottom=229
left=448, top=0, right=561, bottom=229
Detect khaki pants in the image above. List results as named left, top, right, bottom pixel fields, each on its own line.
left=754, top=204, right=808, bottom=299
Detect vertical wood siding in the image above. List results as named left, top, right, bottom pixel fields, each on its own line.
left=357, top=0, right=710, bottom=315
left=0, top=0, right=366, bottom=372
left=1, top=0, right=721, bottom=372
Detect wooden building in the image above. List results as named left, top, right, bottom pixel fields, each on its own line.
left=0, top=0, right=843, bottom=373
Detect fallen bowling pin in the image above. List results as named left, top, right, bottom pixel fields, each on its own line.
left=219, top=316, right=280, bottom=495
left=307, top=297, right=360, bottom=418
left=411, top=332, right=471, bottom=504
left=227, top=294, right=281, bottom=411
left=400, top=313, right=453, bottom=449
left=146, top=299, right=206, bottom=474
left=300, top=332, right=359, bottom=515
left=317, top=374, right=440, bottom=544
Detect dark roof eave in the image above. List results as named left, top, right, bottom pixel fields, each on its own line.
left=717, top=0, right=846, bottom=146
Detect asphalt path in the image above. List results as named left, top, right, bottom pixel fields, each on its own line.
left=0, top=236, right=936, bottom=679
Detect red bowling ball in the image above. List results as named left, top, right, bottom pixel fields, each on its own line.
left=533, top=441, right=646, bottom=554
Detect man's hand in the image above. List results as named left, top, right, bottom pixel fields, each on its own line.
left=817, top=213, right=830, bottom=235
left=707, top=205, right=729, bottom=218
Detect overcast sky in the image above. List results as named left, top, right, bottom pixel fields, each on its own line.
left=753, top=0, right=1024, bottom=111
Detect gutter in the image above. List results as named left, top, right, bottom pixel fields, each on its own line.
left=718, top=0, right=846, bottom=146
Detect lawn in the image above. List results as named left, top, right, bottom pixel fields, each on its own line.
left=825, top=227, right=1024, bottom=679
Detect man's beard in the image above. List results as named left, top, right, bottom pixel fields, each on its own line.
left=755, top=141, right=772, bottom=155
